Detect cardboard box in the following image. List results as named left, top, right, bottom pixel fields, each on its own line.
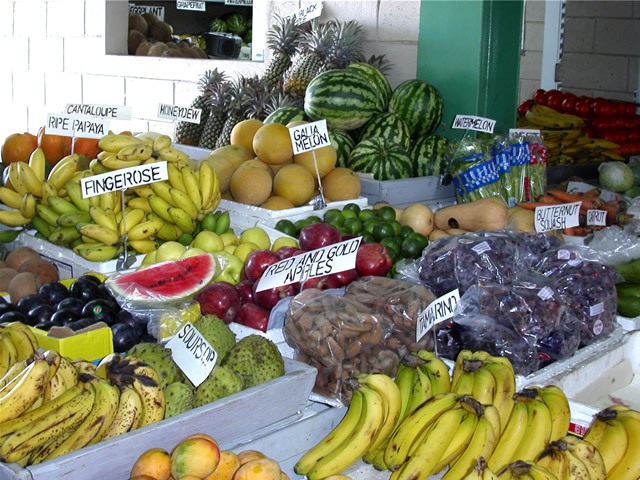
left=29, top=322, right=113, bottom=362
left=358, top=174, right=456, bottom=209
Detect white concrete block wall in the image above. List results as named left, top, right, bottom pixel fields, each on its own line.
left=519, top=0, right=546, bottom=103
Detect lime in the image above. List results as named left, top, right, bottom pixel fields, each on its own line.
left=328, top=220, right=344, bottom=231
left=343, top=217, right=363, bottom=235
left=373, top=222, right=395, bottom=241
left=363, top=219, right=379, bottom=235
left=307, top=215, right=322, bottom=224
left=378, top=206, right=396, bottom=222
left=343, top=203, right=361, bottom=215
left=178, top=233, right=194, bottom=246
left=323, top=209, right=345, bottom=226
left=359, top=209, right=378, bottom=222
left=201, top=213, right=217, bottom=232
left=380, top=237, right=400, bottom=258
left=407, top=232, right=429, bottom=250
left=399, top=225, right=415, bottom=240
left=294, top=218, right=312, bottom=233
left=362, top=232, right=376, bottom=244
left=389, top=220, right=402, bottom=237
left=341, top=209, right=358, bottom=220
left=275, top=219, right=297, bottom=237
left=401, top=236, right=424, bottom=259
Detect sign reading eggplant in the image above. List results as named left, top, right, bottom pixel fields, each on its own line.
left=46, top=114, right=109, bottom=139
left=417, top=289, right=460, bottom=342
left=157, top=103, right=202, bottom=124
left=534, top=201, right=581, bottom=232
left=255, top=237, right=362, bottom=292
left=64, top=104, right=132, bottom=120
left=452, top=115, right=496, bottom=134
left=128, top=4, right=165, bottom=20
left=288, top=120, right=330, bottom=155
left=166, top=322, right=217, bottom=387
left=80, top=162, right=169, bottom=198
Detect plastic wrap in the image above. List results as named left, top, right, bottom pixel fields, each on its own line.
left=578, top=220, right=640, bottom=266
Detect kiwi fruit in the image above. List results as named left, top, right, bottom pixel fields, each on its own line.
left=166, top=41, right=178, bottom=49
left=147, top=42, right=169, bottom=57
left=149, top=21, right=173, bottom=43
left=19, top=258, right=59, bottom=285
left=5, top=247, right=40, bottom=271
left=135, top=40, right=153, bottom=56
left=128, top=14, right=148, bottom=36
left=128, top=30, right=146, bottom=55
left=8, top=272, right=41, bottom=304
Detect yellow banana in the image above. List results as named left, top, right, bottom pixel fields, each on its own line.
left=154, top=219, right=182, bottom=241
left=28, top=148, right=47, bottom=182
left=488, top=397, right=530, bottom=472
left=167, top=161, right=187, bottom=192
left=563, top=435, right=606, bottom=480
left=98, top=133, right=145, bottom=153
left=48, top=226, right=81, bottom=245
left=432, top=407, right=478, bottom=474
left=152, top=134, right=172, bottom=152
left=527, top=462, right=560, bottom=480
left=56, top=210, right=92, bottom=227
left=56, top=356, right=78, bottom=389
left=77, top=223, right=120, bottom=245
left=65, top=180, right=91, bottom=212
left=17, top=162, right=43, bottom=196
left=0, top=327, right=36, bottom=362
left=48, top=195, right=80, bottom=215
left=133, top=184, right=154, bottom=198
left=151, top=180, right=175, bottom=206
left=41, top=179, right=57, bottom=206
left=0, top=210, right=31, bottom=227
left=394, top=358, right=417, bottom=425
left=403, top=354, right=434, bottom=417
left=0, top=332, right=18, bottom=379
left=198, top=160, right=215, bottom=210
left=101, top=385, right=143, bottom=440
left=471, top=364, right=497, bottom=406
left=461, top=458, right=500, bottom=480
left=127, top=196, right=152, bottom=213
left=8, top=162, right=28, bottom=195
left=483, top=361, right=516, bottom=433
left=181, top=165, right=202, bottom=210
left=89, top=205, right=118, bottom=231
left=0, top=357, right=51, bottom=424
left=536, top=386, right=570, bottom=443
left=119, top=207, right=146, bottom=235
left=125, top=360, right=165, bottom=427
left=20, top=192, right=38, bottom=219
left=0, top=186, right=24, bottom=209
left=451, top=350, right=473, bottom=389
left=157, top=146, right=189, bottom=163
left=127, top=218, right=164, bottom=241
left=510, top=395, right=553, bottom=463
left=116, top=144, right=153, bottom=162
left=72, top=243, right=120, bottom=261
left=169, top=187, right=198, bottom=219
left=47, top=154, right=79, bottom=190
left=357, top=373, right=402, bottom=454
left=415, top=351, right=451, bottom=396
left=36, top=203, right=60, bottom=226
left=148, top=194, right=174, bottom=223
left=0, top=359, right=29, bottom=393
left=101, top=155, right=142, bottom=170
left=98, top=190, right=116, bottom=211
left=168, top=206, right=195, bottom=233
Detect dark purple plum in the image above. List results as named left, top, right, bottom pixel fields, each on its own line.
left=111, top=323, right=139, bottom=352
left=27, top=304, right=55, bottom=327
left=55, top=297, right=85, bottom=313
left=50, top=308, right=80, bottom=327
left=0, top=310, right=28, bottom=325
left=16, top=294, right=46, bottom=316
left=38, top=282, right=69, bottom=306
left=69, top=277, right=101, bottom=303
left=81, top=299, right=117, bottom=326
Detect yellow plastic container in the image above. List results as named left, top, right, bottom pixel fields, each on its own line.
left=29, top=323, right=113, bottom=362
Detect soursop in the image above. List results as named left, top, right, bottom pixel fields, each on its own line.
left=193, top=365, right=244, bottom=408
left=193, top=314, right=236, bottom=366
left=163, top=382, right=194, bottom=419
left=127, top=342, right=185, bottom=389
left=222, top=334, right=285, bottom=389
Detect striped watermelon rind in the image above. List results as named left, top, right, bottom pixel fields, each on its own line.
left=358, top=112, right=412, bottom=150
left=345, top=63, right=392, bottom=111
left=410, top=135, right=450, bottom=177
left=330, top=129, right=356, bottom=168
left=304, top=69, right=383, bottom=131
left=389, top=79, right=444, bottom=138
left=347, top=138, right=413, bottom=181
left=264, top=107, right=306, bottom=125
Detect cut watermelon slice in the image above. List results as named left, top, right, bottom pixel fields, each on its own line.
left=107, top=253, right=216, bottom=306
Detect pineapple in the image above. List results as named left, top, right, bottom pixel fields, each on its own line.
left=365, top=53, right=394, bottom=75
left=198, top=72, right=229, bottom=149
left=264, top=89, right=304, bottom=118
left=282, top=19, right=336, bottom=98
left=215, top=76, right=250, bottom=148
left=323, top=19, right=365, bottom=71
left=242, top=75, right=276, bottom=121
left=175, top=70, right=219, bottom=146
left=262, top=13, right=303, bottom=89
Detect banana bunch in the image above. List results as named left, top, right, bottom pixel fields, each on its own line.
left=488, top=386, right=571, bottom=473
left=497, top=460, right=559, bottom=480
left=463, top=458, right=500, bottom=480
left=451, top=350, right=517, bottom=433
left=541, top=131, right=623, bottom=166
left=294, top=373, right=401, bottom=480
left=535, top=436, right=606, bottom=480
left=583, top=404, right=640, bottom=479
left=0, top=322, right=39, bottom=378
left=523, top=104, right=585, bottom=131
left=94, top=133, right=190, bottom=171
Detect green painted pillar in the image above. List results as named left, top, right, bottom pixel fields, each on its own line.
left=417, top=0, right=524, bottom=139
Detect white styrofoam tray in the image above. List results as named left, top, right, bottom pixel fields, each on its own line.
left=0, top=358, right=317, bottom=480
left=357, top=174, right=456, bottom=209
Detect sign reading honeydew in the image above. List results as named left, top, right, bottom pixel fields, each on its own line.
left=417, top=289, right=460, bottom=342
left=452, top=115, right=496, bottom=134
left=289, top=119, right=330, bottom=155
left=255, top=237, right=362, bottom=292
left=283, top=2, right=323, bottom=25
left=80, top=162, right=169, bottom=198
left=128, top=4, right=165, bottom=20
left=166, top=322, right=217, bottom=387
left=587, top=209, right=607, bottom=226
left=64, top=104, right=132, bottom=120
left=176, top=0, right=205, bottom=11
left=157, top=103, right=202, bottom=124
left=46, top=114, right=109, bottom=139
left=534, top=201, right=581, bottom=232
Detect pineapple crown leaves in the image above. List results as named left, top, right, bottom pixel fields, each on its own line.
left=266, top=12, right=303, bottom=57
left=241, top=75, right=276, bottom=120
left=300, top=19, right=336, bottom=58
left=198, top=69, right=226, bottom=94
left=365, top=54, right=394, bottom=75
left=326, top=19, right=366, bottom=69
left=264, top=89, right=304, bottom=116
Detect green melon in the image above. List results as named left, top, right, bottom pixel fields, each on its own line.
left=304, top=69, right=383, bottom=131
left=389, top=79, right=444, bottom=137
left=358, top=113, right=411, bottom=150
left=410, top=135, right=450, bottom=177
left=330, top=129, right=357, bottom=168
left=345, top=62, right=392, bottom=111
left=347, top=138, right=413, bottom=181
left=264, top=107, right=306, bottom=125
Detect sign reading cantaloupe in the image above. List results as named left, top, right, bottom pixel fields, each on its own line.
left=201, top=119, right=361, bottom=208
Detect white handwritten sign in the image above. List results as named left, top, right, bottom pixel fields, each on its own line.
left=176, top=0, right=205, bottom=11
left=534, top=201, right=581, bottom=232
left=417, top=289, right=460, bottom=341
left=64, top=104, right=132, bottom=120
left=46, top=114, right=109, bottom=139
left=157, top=104, right=202, bottom=124
left=509, top=128, right=540, bottom=139
left=46, top=114, right=74, bottom=136
left=452, top=115, right=496, bottom=134
left=283, top=2, right=323, bottom=25
left=289, top=120, right=330, bottom=155
left=80, top=162, right=169, bottom=198
left=225, top=0, right=252, bottom=5
left=166, top=322, right=217, bottom=387
left=587, top=209, right=607, bottom=226
left=255, top=237, right=361, bottom=292
left=128, top=4, right=165, bottom=20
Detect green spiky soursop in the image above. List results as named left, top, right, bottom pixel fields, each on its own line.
left=193, top=315, right=236, bottom=366
left=163, top=382, right=194, bottom=419
left=222, top=335, right=285, bottom=389
left=193, top=365, right=244, bottom=408
left=127, top=342, right=185, bottom=389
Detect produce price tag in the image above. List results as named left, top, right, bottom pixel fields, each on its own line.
left=176, top=0, right=205, bottom=11
left=225, top=0, right=252, bottom=5
left=46, top=114, right=74, bottom=136
left=566, top=181, right=593, bottom=194
left=586, top=209, right=607, bottom=226
left=64, top=103, right=132, bottom=120
left=255, top=236, right=361, bottom=292
left=46, top=114, right=109, bottom=139
left=157, top=103, right=202, bottom=124
left=283, top=2, right=323, bottom=25
left=128, top=4, right=165, bottom=21
left=289, top=120, right=330, bottom=155
left=417, top=289, right=460, bottom=342
left=508, top=128, right=540, bottom=139
left=534, top=201, right=581, bottom=232
left=452, top=115, right=496, bottom=134
left=599, top=189, right=618, bottom=202
left=166, top=322, right=217, bottom=388
left=80, top=162, right=168, bottom=198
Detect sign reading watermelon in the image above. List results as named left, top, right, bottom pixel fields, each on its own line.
left=288, top=120, right=330, bottom=155
left=255, top=237, right=362, bottom=292
left=452, top=115, right=496, bottom=134
left=166, top=322, right=217, bottom=387
left=80, top=162, right=169, bottom=198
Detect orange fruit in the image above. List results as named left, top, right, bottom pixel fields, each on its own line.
left=321, top=167, right=362, bottom=202
left=237, top=450, right=267, bottom=465
left=130, top=448, right=171, bottom=480
left=273, top=164, right=315, bottom=206
left=210, top=144, right=254, bottom=169
left=205, top=155, right=235, bottom=193
left=170, top=437, right=220, bottom=480
left=203, top=450, right=241, bottom=480
left=253, top=123, right=293, bottom=165
left=230, top=119, right=263, bottom=155
left=1, top=133, right=37, bottom=166
left=233, top=458, right=281, bottom=480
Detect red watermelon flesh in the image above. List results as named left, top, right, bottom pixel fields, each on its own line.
left=107, top=253, right=216, bottom=305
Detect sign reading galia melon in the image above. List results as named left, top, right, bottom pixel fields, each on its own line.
left=80, top=162, right=169, bottom=198
left=288, top=119, right=330, bottom=155
left=166, top=321, right=217, bottom=387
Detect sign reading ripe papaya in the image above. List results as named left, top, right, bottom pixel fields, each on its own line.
left=80, top=162, right=168, bottom=198
left=46, top=114, right=110, bottom=139
left=452, top=115, right=496, bottom=134
left=288, top=119, right=330, bottom=155
left=166, top=322, right=217, bottom=387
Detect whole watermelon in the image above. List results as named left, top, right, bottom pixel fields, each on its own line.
left=345, top=62, right=392, bottom=111
left=358, top=113, right=411, bottom=150
left=304, top=70, right=383, bottom=131
left=264, top=107, right=306, bottom=125
left=225, top=13, right=247, bottom=36
left=347, top=138, right=413, bottom=181
left=389, top=79, right=444, bottom=137
left=410, top=135, right=450, bottom=177
left=330, top=129, right=356, bottom=168
left=208, top=19, right=227, bottom=32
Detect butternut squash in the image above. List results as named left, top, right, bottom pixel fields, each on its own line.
left=434, top=197, right=508, bottom=232
left=507, top=206, right=535, bottom=232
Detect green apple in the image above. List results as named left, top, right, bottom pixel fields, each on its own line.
left=155, top=241, right=187, bottom=263
left=239, top=227, right=271, bottom=250
left=181, top=247, right=208, bottom=259
left=271, top=236, right=299, bottom=253
left=233, top=241, right=259, bottom=263
left=212, top=250, right=244, bottom=285
left=191, top=231, right=224, bottom=252
left=141, top=250, right=157, bottom=266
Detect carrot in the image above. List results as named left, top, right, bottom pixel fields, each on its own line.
left=547, top=190, right=599, bottom=209
left=563, top=226, right=592, bottom=236
left=536, top=195, right=561, bottom=204
left=584, top=188, right=601, bottom=198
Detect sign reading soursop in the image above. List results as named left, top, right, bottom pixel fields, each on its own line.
left=166, top=322, right=217, bottom=387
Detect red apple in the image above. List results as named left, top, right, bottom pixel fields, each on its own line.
left=356, top=243, right=393, bottom=277
left=300, top=274, right=339, bottom=291
left=276, top=246, right=307, bottom=260
left=252, top=282, right=297, bottom=310
left=327, top=268, right=359, bottom=288
left=244, top=249, right=281, bottom=283
left=235, top=279, right=255, bottom=305
left=194, top=281, right=241, bottom=324
left=234, top=303, right=270, bottom=332
left=299, top=223, right=341, bottom=251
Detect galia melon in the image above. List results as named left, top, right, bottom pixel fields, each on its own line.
left=321, top=167, right=361, bottom=202
left=229, top=165, right=272, bottom=206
